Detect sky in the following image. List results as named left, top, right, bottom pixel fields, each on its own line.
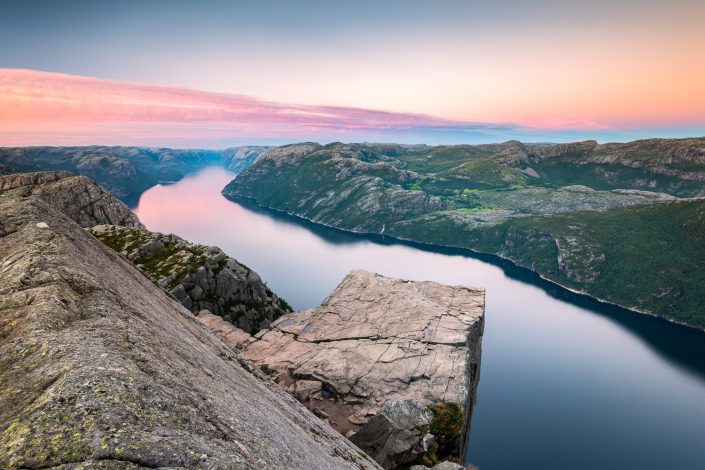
left=1, top=0, right=704, bottom=147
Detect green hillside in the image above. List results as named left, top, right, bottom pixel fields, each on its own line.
left=224, top=138, right=705, bottom=329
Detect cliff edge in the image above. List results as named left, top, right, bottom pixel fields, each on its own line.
left=0, top=176, right=378, bottom=468
left=242, top=270, right=485, bottom=467
left=0, top=171, right=143, bottom=228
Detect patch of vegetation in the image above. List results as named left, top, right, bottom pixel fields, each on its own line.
left=91, top=226, right=210, bottom=290
left=428, top=402, right=464, bottom=440
left=226, top=139, right=705, bottom=329
left=418, top=442, right=440, bottom=467
left=417, top=402, right=465, bottom=467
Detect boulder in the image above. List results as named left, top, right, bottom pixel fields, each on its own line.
left=431, top=462, right=465, bottom=470
left=350, top=400, right=434, bottom=469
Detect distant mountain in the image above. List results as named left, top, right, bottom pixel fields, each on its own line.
left=223, top=137, right=705, bottom=329
left=0, top=145, right=269, bottom=203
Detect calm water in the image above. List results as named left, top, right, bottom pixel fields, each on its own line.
left=134, top=167, right=705, bottom=470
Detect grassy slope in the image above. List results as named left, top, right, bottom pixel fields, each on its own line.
left=385, top=200, right=705, bottom=328
left=226, top=139, right=705, bottom=329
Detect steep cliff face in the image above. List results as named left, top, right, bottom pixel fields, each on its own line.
left=89, top=224, right=292, bottom=334
left=221, top=146, right=269, bottom=173
left=1, top=171, right=291, bottom=335
left=0, top=171, right=379, bottom=469
left=224, top=143, right=446, bottom=233
left=0, top=171, right=143, bottom=228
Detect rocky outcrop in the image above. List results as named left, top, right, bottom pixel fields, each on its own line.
left=0, top=171, right=291, bottom=335
left=88, top=224, right=292, bottom=334
left=242, top=269, right=484, bottom=466
left=0, top=174, right=379, bottom=469
left=0, top=171, right=143, bottom=228
left=350, top=400, right=435, bottom=469
left=196, top=310, right=253, bottom=349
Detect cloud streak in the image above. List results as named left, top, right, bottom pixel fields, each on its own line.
left=0, top=68, right=702, bottom=147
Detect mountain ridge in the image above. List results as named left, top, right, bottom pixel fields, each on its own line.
left=223, top=136, right=705, bottom=329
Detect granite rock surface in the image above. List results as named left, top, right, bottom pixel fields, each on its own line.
left=88, top=224, right=291, bottom=334
left=0, top=175, right=379, bottom=469
left=242, top=269, right=485, bottom=459
left=0, top=171, right=143, bottom=228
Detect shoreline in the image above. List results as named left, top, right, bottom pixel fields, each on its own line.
left=222, top=190, right=705, bottom=335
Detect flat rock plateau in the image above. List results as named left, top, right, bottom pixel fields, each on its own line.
left=242, top=269, right=485, bottom=455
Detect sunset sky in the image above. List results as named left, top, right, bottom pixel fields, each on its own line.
left=1, top=0, right=704, bottom=147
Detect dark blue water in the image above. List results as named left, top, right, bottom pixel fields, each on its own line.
left=134, top=167, right=705, bottom=470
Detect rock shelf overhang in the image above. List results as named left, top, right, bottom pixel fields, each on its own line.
left=242, top=269, right=485, bottom=458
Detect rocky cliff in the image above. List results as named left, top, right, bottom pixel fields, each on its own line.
left=88, top=224, right=292, bottom=334
left=0, top=171, right=143, bottom=228
left=0, top=171, right=290, bottom=335
left=221, top=146, right=269, bottom=173
left=242, top=270, right=485, bottom=467
left=0, top=171, right=379, bottom=469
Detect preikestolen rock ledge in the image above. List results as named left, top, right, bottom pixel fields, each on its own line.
left=242, top=269, right=485, bottom=468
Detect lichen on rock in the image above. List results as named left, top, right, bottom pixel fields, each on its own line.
left=0, top=173, right=379, bottom=470
left=89, top=224, right=292, bottom=334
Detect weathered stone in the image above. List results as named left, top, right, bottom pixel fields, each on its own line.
left=195, top=310, right=252, bottom=348
left=395, top=462, right=465, bottom=470
left=0, top=179, right=379, bottom=469
left=431, top=462, right=464, bottom=470
left=350, top=400, right=434, bottom=469
left=0, top=171, right=143, bottom=228
left=88, top=224, right=292, bottom=334
left=242, top=269, right=484, bottom=464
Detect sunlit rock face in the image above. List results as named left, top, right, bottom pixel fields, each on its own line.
left=242, top=269, right=485, bottom=460
left=0, top=171, right=143, bottom=228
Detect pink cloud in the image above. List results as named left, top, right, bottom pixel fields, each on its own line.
left=1, top=68, right=698, bottom=147
left=1, top=68, right=489, bottom=145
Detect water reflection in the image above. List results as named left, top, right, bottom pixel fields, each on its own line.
left=230, top=194, right=705, bottom=382
left=135, top=167, right=705, bottom=470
